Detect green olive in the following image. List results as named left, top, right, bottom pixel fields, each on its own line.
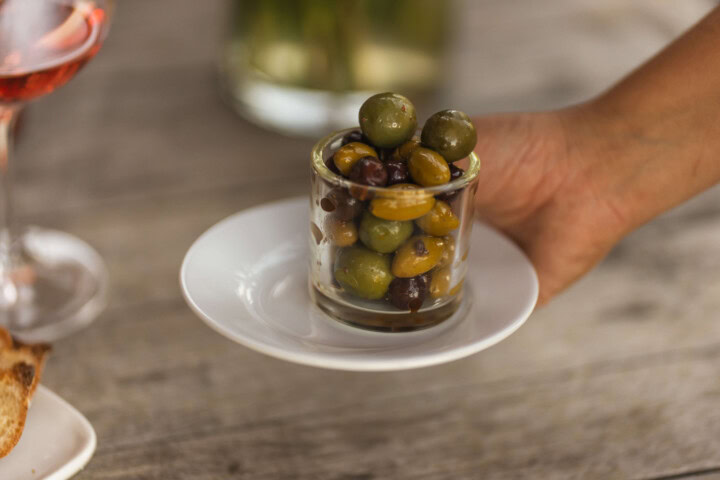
left=391, top=235, right=445, bottom=278
left=421, top=109, right=477, bottom=162
left=359, top=211, right=413, bottom=254
left=325, top=216, right=358, bottom=247
left=408, top=147, right=451, bottom=187
left=415, top=200, right=460, bottom=236
left=369, top=183, right=435, bottom=221
left=333, top=142, right=377, bottom=176
left=334, top=246, right=394, bottom=300
left=359, top=92, right=417, bottom=148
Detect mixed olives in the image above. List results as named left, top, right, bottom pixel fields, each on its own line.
left=316, top=93, right=475, bottom=312
left=359, top=92, right=417, bottom=148
left=421, top=109, right=477, bottom=163
left=334, top=142, right=378, bottom=176
left=369, top=183, right=435, bottom=221
left=349, top=156, right=388, bottom=187
left=334, top=246, right=393, bottom=300
left=359, top=212, right=413, bottom=254
left=415, top=201, right=460, bottom=236
left=388, top=274, right=429, bottom=311
left=408, top=147, right=451, bottom=187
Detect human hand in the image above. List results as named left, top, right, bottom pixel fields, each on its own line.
left=470, top=6, right=720, bottom=305
left=472, top=108, right=631, bottom=305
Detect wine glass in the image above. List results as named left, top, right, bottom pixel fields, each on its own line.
left=0, top=0, right=114, bottom=341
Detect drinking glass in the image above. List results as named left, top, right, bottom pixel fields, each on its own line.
left=0, top=0, right=114, bottom=341
left=221, top=0, right=449, bottom=136
left=309, top=129, right=480, bottom=332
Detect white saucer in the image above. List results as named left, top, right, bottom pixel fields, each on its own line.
left=180, top=197, right=538, bottom=371
left=0, top=385, right=96, bottom=479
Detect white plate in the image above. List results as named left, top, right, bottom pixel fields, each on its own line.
left=0, top=385, right=96, bottom=480
left=180, top=197, right=538, bottom=371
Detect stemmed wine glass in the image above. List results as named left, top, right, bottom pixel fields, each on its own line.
left=0, top=0, right=113, bottom=341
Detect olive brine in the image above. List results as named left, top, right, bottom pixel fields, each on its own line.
left=320, top=92, right=477, bottom=312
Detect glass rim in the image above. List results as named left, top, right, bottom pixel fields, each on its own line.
left=311, top=128, right=480, bottom=195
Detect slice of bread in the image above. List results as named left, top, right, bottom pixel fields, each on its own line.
left=0, top=328, right=51, bottom=458
left=0, top=339, right=50, bottom=396
left=0, top=327, right=12, bottom=349
left=0, top=366, right=31, bottom=458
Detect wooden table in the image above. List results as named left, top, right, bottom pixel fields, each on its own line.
left=20, top=1, right=720, bottom=478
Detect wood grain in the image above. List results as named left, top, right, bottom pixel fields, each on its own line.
left=10, top=0, right=720, bottom=479
left=36, top=182, right=720, bottom=479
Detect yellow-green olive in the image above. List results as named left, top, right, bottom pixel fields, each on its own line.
left=437, top=235, right=456, bottom=268
left=369, top=183, right=435, bottom=221
left=408, top=147, right=451, bottom=187
left=415, top=200, right=460, bottom=236
left=333, top=142, right=378, bottom=176
left=391, top=235, right=445, bottom=278
left=392, top=137, right=421, bottom=161
left=429, top=268, right=463, bottom=298
left=324, top=216, right=358, bottom=247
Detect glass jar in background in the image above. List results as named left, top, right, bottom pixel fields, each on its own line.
left=309, top=129, right=480, bottom=332
left=221, top=0, right=449, bottom=137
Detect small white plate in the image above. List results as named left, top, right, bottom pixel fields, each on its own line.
left=0, top=385, right=96, bottom=479
left=181, top=197, right=538, bottom=372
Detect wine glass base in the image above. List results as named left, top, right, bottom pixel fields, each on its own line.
left=0, top=227, right=108, bottom=343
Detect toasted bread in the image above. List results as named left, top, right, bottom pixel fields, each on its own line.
left=0, top=339, right=50, bottom=396
left=0, top=327, right=12, bottom=350
left=0, top=327, right=51, bottom=458
left=0, top=366, right=31, bottom=458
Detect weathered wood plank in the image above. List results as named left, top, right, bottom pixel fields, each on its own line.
left=24, top=180, right=307, bottom=308
left=20, top=120, right=720, bottom=478
left=28, top=181, right=720, bottom=479
left=14, top=66, right=313, bottom=217
left=643, top=470, right=720, bottom=480
left=66, top=346, right=720, bottom=480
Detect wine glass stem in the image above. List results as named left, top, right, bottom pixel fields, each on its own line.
left=0, top=106, right=20, bottom=308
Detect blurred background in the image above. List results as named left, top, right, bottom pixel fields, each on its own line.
left=15, top=0, right=718, bottom=218
left=21, top=1, right=720, bottom=477
left=219, top=0, right=717, bottom=136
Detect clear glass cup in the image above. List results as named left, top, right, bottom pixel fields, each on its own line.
left=309, top=128, right=480, bottom=332
left=220, top=0, right=449, bottom=137
left=0, top=0, right=114, bottom=342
